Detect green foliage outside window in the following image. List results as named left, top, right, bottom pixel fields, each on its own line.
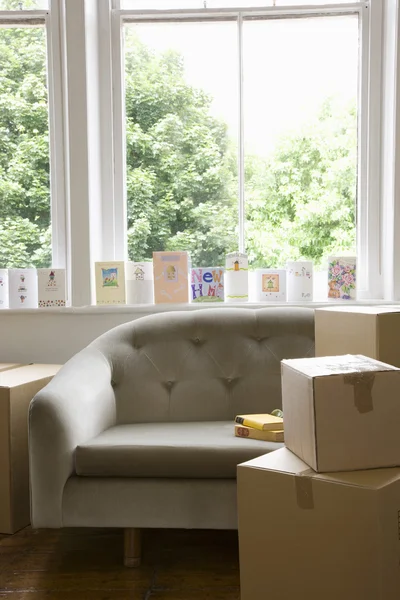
left=0, top=22, right=356, bottom=269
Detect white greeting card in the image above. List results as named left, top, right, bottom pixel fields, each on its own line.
left=8, top=269, right=38, bottom=309
left=286, top=261, right=313, bottom=301
left=126, top=261, right=154, bottom=304
left=95, top=261, right=126, bottom=305
left=225, top=252, right=248, bottom=302
left=256, top=269, right=286, bottom=302
left=37, top=268, right=67, bottom=308
left=0, top=269, right=9, bottom=309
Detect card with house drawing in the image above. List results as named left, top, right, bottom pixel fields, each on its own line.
left=153, top=251, right=189, bottom=304
left=225, top=252, right=248, bottom=302
left=190, top=267, right=224, bottom=302
left=256, top=269, right=286, bottom=301
left=37, top=268, right=67, bottom=308
left=95, top=261, right=126, bottom=305
left=126, top=261, right=154, bottom=304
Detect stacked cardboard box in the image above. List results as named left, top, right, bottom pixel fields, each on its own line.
left=0, top=363, right=61, bottom=534
left=238, top=354, right=400, bottom=600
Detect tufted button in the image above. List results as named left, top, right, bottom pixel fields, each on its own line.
left=227, top=378, right=232, bottom=384
left=167, top=380, right=174, bottom=388
left=194, top=337, right=200, bottom=344
left=257, top=337, right=262, bottom=342
left=111, top=379, right=117, bottom=388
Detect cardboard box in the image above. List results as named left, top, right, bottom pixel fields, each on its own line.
left=0, top=363, right=61, bottom=534
left=238, top=447, right=400, bottom=600
left=0, top=363, right=22, bottom=373
left=315, top=306, right=400, bottom=367
left=282, top=354, right=400, bottom=472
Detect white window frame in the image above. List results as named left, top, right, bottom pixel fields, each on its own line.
left=0, top=2, right=67, bottom=273
left=110, top=0, right=383, bottom=299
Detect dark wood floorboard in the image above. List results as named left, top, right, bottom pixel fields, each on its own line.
left=0, top=527, right=240, bottom=599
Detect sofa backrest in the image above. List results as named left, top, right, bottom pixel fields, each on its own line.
left=91, top=307, right=315, bottom=424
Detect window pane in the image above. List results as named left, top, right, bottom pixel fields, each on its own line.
left=0, top=0, right=48, bottom=9
left=124, top=21, right=239, bottom=267
left=243, top=15, right=359, bottom=271
left=0, top=26, right=51, bottom=268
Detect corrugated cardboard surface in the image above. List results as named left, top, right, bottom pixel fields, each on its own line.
left=0, top=364, right=61, bottom=534
left=238, top=448, right=400, bottom=600
left=282, top=356, right=400, bottom=472
left=315, top=307, right=400, bottom=367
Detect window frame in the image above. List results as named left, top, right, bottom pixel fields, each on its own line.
left=0, top=1, right=67, bottom=273
left=110, top=0, right=382, bottom=299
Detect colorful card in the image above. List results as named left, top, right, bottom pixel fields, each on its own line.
left=256, top=269, right=286, bottom=302
left=95, top=261, right=126, bottom=305
left=225, top=252, right=248, bottom=302
left=328, top=256, right=356, bottom=300
left=8, top=268, right=38, bottom=309
left=126, top=261, right=154, bottom=304
left=153, top=251, right=189, bottom=304
left=286, top=261, right=313, bottom=301
left=0, top=269, right=9, bottom=309
left=190, top=268, right=224, bottom=303
left=37, top=268, right=66, bottom=308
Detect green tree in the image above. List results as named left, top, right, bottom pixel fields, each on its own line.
left=0, top=20, right=51, bottom=268
left=125, top=32, right=238, bottom=266
left=245, top=98, right=357, bottom=269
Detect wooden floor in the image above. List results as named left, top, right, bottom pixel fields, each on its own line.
left=0, top=527, right=240, bottom=599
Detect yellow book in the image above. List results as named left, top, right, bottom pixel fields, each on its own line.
left=235, top=425, right=284, bottom=443
left=235, top=413, right=284, bottom=431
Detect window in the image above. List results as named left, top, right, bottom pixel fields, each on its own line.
left=118, top=3, right=362, bottom=283
left=0, top=0, right=61, bottom=270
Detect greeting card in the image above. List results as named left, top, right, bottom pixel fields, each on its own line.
left=190, top=268, right=224, bottom=303
left=126, top=261, right=154, bottom=304
left=225, top=252, right=248, bottom=302
left=328, top=256, right=356, bottom=300
left=0, top=269, right=9, bottom=309
left=8, top=269, right=38, bottom=309
left=153, top=251, right=189, bottom=304
left=37, top=268, right=66, bottom=308
left=286, top=261, right=313, bottom=301
left=95, top=261, right=126, bottom=305
left=256, top=269, right=286, bottom=302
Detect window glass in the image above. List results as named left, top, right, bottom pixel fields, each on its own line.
left=0, top=25, right=51, bottom=268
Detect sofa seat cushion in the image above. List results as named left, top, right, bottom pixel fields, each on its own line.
left=75, top=421, right=282, bottom=479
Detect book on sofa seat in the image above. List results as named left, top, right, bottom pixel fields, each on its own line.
left=235, top=413, right=284, bottom=431
left=235, top=425, right=284, bottom=442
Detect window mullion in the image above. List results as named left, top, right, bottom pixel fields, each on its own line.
left=238, top=13, right=245, bottom=253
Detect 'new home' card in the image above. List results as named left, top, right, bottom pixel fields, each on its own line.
left=190, top=268, right=224, bottom=302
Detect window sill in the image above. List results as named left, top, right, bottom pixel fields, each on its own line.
left=0, top=299, right=399, bottom=315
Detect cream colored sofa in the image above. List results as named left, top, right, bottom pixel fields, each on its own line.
left=29, top=307, right=314, bottom=565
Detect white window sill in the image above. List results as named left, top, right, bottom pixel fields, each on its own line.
left=0, top=299, right=399, bottom=315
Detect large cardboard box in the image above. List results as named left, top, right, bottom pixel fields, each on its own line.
left=0, top=363, right=61, bottom=534
left=315, top=306, right=400, bottom=367
left=238, top=448, right=400, bottom=600
left=282, top=354, right=400, bottom=472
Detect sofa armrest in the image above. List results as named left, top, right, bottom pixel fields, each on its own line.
left=29, top=348, right=116, bottom=528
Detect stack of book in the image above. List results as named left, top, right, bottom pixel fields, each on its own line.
left=234, top=413, right=284, bottom=442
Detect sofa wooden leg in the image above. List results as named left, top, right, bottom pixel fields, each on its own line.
left=124, top=528, right=142, bottom=567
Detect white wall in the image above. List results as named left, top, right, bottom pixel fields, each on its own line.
left=1, top=301, right=396, bottom=365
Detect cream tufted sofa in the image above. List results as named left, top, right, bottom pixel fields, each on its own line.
left=29, top=307, right=314, bottom=565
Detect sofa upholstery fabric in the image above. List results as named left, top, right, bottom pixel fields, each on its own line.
left=29, top=307, right=315, bottom=529
left=75, top=421, right=283, bottom=478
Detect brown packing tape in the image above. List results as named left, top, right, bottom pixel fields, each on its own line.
left=343, top=372, right=375, bottom=413
left=295, top=469, right=314, bottom=510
